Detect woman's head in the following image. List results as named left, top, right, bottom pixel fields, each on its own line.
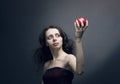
left=34, top=25, right=73, bottom=68
left=45, top=28, right=63, bottom=49
left=39, top=25, right=73, bottom=53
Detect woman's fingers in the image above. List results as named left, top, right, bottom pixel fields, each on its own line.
left=74, top=17, right=88, bottom=31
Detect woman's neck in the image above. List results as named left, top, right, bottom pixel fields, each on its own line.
left=50, top=47, right=66, bottom=59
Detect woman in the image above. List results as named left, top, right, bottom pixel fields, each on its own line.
left=34, top=18, right=88, bottom=84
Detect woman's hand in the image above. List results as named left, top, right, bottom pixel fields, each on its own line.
left=74, top=18, right=88, bottom=38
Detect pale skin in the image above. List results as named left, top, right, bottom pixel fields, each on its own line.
left=42, top=20, right=88, bottom=84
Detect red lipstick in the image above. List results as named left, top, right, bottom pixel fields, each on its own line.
left=53, top=42, right=59, bottom=46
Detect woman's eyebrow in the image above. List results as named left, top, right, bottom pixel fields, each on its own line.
left=47, top=34, right=53, bottom=37
left=55, top=32, right=60, bottom=35
left=47, top=32, right=60, bottom=37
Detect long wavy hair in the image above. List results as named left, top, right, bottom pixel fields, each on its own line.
left=34, top=25, right=74, bottom=71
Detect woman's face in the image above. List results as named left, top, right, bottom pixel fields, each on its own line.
left=45, top=28, right=63, bottom=49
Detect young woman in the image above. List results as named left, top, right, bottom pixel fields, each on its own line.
left=34, top=19, right=88, bottom=84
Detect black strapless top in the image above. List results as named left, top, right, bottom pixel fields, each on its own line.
left=42, top=67, right=74, bottom=84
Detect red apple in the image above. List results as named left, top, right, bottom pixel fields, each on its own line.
left=76, top=17, right=87, bottom=27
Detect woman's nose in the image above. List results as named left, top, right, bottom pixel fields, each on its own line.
left=53, top=36, right=57, bottom=42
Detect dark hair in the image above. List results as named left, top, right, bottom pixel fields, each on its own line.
left=34, top=25, right=73, bottom=71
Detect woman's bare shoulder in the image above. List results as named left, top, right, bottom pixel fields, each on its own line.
left=44, top=61, right=51, bottom=70
left=66, top=54, right=76, bottom=64
left=67, top=54, right=76, bottom=59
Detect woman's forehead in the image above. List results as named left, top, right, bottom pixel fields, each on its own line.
left=46, top=28, right=60, bottom=35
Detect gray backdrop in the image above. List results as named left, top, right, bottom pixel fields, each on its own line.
left=1, top=0, right=120, bottom=84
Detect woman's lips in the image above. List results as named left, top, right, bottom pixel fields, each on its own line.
left=53, top=42, right=59, bottom=46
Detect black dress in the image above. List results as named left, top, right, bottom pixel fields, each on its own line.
left=42, top=67, right=74, bottom=84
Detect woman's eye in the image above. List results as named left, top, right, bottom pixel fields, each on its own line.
left=55, top=33, right=60, bottom=37
left=47, top=35, right=53, bottom=40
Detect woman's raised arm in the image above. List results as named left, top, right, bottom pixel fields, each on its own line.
left=74, top=18, right=88, bottom=75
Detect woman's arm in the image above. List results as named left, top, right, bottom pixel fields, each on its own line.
left=75, top=31, right=84, bottom=75
left=74, top=18, right=88, bottom=75
left=42, top=80, right=44, bottom=84
left=67, top=19, right=88, bottom=75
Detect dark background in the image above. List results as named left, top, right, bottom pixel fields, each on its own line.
left=1, top=0, right=120, bottom=84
